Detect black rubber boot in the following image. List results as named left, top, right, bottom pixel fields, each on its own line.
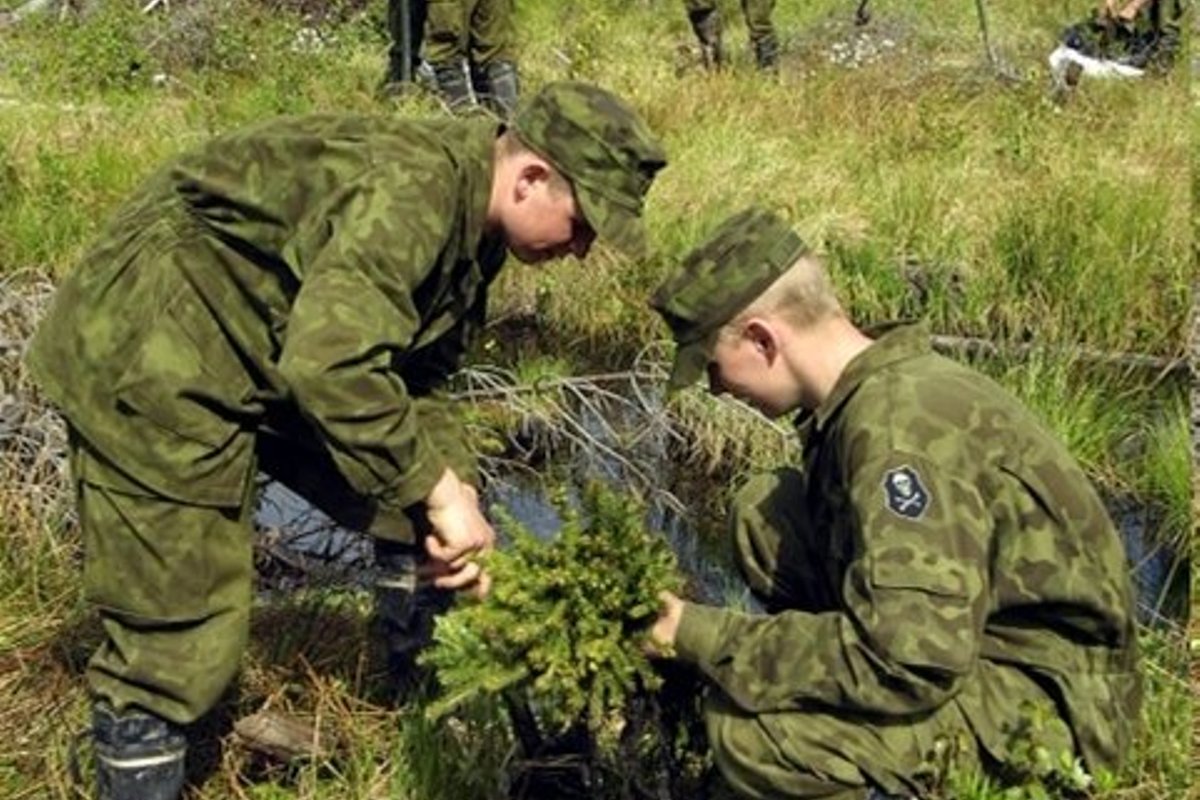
left=429, top=59, right=475, bottom=113
left=478, top=59, right=520, bottom=119
left=93, top=703, right=187, bottom=800
left=374, top=540, right=453, bottom=699
left=753, top=32, right=780, bottom=72
left=687, top=8, right=726, bottom=70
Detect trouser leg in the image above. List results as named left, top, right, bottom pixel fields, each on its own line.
left=424, top=0, right=467, bottom=63
left=425, top=0, right=476, bottom=111
left=684, top=0, right=726, bottom=69
left=703, top=689, right=978, bottom=799
left=71, top=434, right=256, bottom=799
left=467, top=0, right=518, bottom=117
left=468, top=0, right=516, bottom=64
left=741, top=0, right=779, bottom=70
left=74, top=436, right=255, bottom=726
left=374, top=538, right=453, bottom=696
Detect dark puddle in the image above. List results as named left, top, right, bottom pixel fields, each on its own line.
left=255, top=391, right=1186, bottom=626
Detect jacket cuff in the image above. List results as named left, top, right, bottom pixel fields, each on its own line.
left=673, top=602, right=726, bottom=665
left=382, top=433, right=448, bottom=514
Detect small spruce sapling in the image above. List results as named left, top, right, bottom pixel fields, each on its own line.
left=420, top=481, right=684, bottom=742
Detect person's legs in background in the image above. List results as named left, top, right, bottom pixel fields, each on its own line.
left=469, top=0, right=520, bottom=118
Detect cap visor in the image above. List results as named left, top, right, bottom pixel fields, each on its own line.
left=576, top=187, right=647, bottom=258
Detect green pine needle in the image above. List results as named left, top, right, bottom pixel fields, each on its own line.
left=421, top=481, right=684, bottom=735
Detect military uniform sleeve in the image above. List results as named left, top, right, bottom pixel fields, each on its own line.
left=674, top=451, right=991, bottom=716
left=406, top=291, right=490, bottom=489
left=413, top=394, right=479, bottom=488
left=278, top=164, right=460, bottom=517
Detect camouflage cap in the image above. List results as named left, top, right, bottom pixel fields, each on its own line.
left=511, top=81, right=667, bottom=257
left=649, top=207, right=808, bottom=390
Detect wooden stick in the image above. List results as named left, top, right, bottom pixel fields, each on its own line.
left=929, top=334, right=1188, bottom=377
left=974, top=0, right=997, bottom=69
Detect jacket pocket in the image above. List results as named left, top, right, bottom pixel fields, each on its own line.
left=871, top=558, right=970, bottom=598
left=109, top=284, right=256, bottom=506
left=75, top=441, right=254, bottom=622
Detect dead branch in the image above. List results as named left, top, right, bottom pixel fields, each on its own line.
left=929, top=334, right=1188, bottom=379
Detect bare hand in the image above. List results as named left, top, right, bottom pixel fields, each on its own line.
left=423, top=469, right=495, bottom=598
left=646, top=591, right=685, bottom=656
left=424, top=468, right=496, bottom=567
left=419, top=555, right=492, bottom=599
left=1103, top=0, right=1151, bottom=22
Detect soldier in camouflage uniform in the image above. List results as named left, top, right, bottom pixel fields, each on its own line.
left=646, top=208, right=1141, bottom=799
left=26, top=81, right=666, bottom=800
left=684, top=0, right=779, bottom=71
left=422, top=0, right=521, bottom=117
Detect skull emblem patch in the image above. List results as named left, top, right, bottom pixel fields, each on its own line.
left=883, top=465, right=929, bottom=519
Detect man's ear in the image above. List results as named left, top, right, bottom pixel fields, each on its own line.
left=514, top=159, right=552, bottom=201
left=743, top=319, right=778, bottom=364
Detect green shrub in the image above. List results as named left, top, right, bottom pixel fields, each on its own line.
left=422, top=481, right=683, bottom=740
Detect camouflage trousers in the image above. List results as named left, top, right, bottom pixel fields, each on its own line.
left=71, top=426, right=435, bottom=724
left=712, top=468, right=1074, bottom=799
left=683, top=0, right=777, bottom=45
left=424, top=0, right=516, bottom=66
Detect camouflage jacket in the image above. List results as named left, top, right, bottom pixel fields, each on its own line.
left=27, top=115, right=505, bottom=518
left=674, top=323, right=1141, bottom=770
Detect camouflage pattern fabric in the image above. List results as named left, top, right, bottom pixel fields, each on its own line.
left=256, top=396, right=479, bottom=541
left=39, top=114, right=504, bottom=720
left=726, top=468, right=838, bottom=614
left=650, top=207, right=808, bottom=389
left=424, top=0, right=516, bottom=66
left=28, top=114, right=506, bottom=523
left=69, top=399, right=469, bottom=722
left=704, top=686, right=986, bottom=800
left=27, top=85, right=667, bottom=722
left=512, top=81, right=668, bottom=257
left=671, top=325, right=1141, bottom=795
left=71, top=433, right=256, bottom=723
left=683, top=0, right=777, bottom=46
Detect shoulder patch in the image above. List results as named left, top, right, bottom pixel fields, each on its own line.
left=882, top=465, right=930, bottom=520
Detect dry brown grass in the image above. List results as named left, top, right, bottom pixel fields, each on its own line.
left=0, top=271, right=87, bottom=797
